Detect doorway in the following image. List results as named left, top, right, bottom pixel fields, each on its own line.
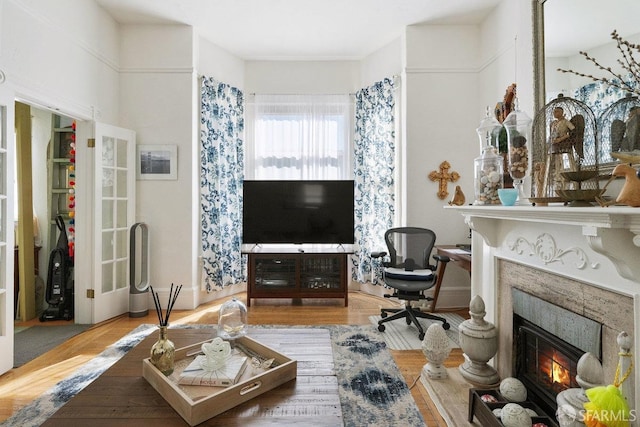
left=14, top=103, right=77, bottom=322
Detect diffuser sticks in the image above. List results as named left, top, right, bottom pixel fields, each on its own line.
left=150, top=283, right=182, bottom=326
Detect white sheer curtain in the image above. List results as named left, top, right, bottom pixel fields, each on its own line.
left=245, top=94, right=353, bottom=180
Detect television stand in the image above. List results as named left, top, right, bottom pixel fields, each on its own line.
left=242, top=245, right=353, bottom=307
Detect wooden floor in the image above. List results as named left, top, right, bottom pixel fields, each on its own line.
left=0, top=291, right=467, bottom=425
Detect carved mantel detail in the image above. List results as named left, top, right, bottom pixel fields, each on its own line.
left=450, top=205, right=640, bottom=283
left=509, top=233, right=599, bottom=270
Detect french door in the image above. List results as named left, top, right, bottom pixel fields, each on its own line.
left=0, top=87, right=15, bottom=374
left=75, top=122, right=136, bottom=324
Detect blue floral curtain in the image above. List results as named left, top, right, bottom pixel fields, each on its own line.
left=352, top=77, right=396, bottom=284
left=200, top=77, right=246, bottom=291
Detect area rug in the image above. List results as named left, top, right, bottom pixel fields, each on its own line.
left=13, top=324, right=91, bottom=368
left=3, top=324, right=425, bottom=427
left=369, top=312, right=464, bottom=350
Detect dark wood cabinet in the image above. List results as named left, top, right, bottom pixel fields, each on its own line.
left=244, top=247, right=351, bottom=307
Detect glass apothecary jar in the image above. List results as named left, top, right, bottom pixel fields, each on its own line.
left=474, top=145, right=503, bottom=205
left=503, top=108, right=532, bottom=204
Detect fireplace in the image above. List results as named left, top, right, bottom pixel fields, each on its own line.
left=451, top=204, right=638, bottom=423
left=514, top=315, right=584, bottom=417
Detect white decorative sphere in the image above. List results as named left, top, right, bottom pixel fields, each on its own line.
left=500, top=377, right=527, bottom=402
left=501, top=403, right=532, bottom=427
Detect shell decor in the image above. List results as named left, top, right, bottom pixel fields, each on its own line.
left=421, top=323, right=451, bottom=379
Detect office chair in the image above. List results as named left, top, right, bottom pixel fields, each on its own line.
left=372, top=227, right=450, bottom=340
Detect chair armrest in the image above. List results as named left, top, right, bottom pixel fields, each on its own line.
left=433, top=254, right=450, bottom=263
left=371, top=251, right=387, bottom=259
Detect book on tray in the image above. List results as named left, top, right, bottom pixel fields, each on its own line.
left=178, top=354, right=248, bottom=387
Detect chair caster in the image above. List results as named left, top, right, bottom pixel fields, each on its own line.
left=419, top=332, right=425, bottom=340
left=406, top=317, right=412, bottom=325
left=378, top=324, right=386, bottom=332
left=381, top=312, right=388, bottom=319
left=442, top=322, right=450, bottom=330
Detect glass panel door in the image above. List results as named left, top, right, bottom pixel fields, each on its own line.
left=92, top=123, right=135, bottom=323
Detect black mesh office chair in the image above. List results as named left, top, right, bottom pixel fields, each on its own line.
left=372, top=227, right=450, bottom=340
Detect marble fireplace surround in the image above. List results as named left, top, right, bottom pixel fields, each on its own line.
left=450, top=205, right=640, bottom=418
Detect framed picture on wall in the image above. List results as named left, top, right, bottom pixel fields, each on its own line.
left=137, top=144, right=177, bottom=180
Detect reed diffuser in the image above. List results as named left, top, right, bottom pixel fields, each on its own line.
left=149, top=283, right=182, bottom=376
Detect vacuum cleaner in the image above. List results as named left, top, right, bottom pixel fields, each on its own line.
left=40, top=215, right=74, bottom=321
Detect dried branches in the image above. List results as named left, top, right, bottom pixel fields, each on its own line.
left=557, top=30, right=640, bottom=97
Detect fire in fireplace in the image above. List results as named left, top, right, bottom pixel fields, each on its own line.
left=515, top=315, right=587, bottom=418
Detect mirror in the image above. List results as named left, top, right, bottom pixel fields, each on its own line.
left=533, top=0, right=640, bottom=172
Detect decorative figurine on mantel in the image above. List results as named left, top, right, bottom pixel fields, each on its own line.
left=458, top=295, right=500, bottom=385
left=597, top=160, right=640, bottom=207
left=421, top=323, right=452, bottom=380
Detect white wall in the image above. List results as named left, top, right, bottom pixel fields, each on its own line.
left=1, top=0, right=120, bottom=122
left=119, top=25, right=201, bottom=308
left=244, top=61, right=360, bottom=94
left=359, top=37, right=402, bottom=89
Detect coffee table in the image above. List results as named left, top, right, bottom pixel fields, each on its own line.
left=42, top=328, right=342, bottom=426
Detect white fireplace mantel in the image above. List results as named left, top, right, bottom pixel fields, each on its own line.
left=450, top=205, right=640, bottom=284
left=448, top=204, right=640, bottom=420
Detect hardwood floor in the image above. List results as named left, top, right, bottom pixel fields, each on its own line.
left=1, top=291, right=467, bottom=425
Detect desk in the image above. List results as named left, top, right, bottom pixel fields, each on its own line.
left=43, top=328, right=341, bottom=426
left=432, top=245, right=471, bottom=312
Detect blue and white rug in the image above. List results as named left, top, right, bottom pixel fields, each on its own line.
left=3, top=324, right=424, bottom=427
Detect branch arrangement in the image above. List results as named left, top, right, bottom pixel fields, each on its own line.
left=557, top=30, right=640, bottom=97
left=150, top=283, right=182, bottom=326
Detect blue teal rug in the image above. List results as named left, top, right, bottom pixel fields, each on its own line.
left=3, top=324, right=425, bottom=427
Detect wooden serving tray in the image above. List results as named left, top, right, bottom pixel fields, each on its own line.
left=143, top=335, right=297, bottom=426
left=468, top=388, right=559, bottom=427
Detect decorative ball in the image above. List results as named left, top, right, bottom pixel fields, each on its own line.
left=500, top=377, right=527, bottom=402
left=500, top=403, right=531, bottom=427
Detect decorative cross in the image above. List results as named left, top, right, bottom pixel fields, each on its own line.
left=428, top=161, right=460, bottom=200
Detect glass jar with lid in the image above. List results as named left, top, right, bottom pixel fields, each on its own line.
left=474, top=145, right=503, bottom=205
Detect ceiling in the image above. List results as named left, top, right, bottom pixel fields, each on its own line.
left=94, top=0, right=638, bottom=62
left=94, top=0, right=502, bottom=60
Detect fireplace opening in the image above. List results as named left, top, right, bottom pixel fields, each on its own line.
left=514, top=314, right=585, bottom=419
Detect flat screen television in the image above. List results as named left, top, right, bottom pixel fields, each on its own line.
left=242, top=180, right=355, bottom=244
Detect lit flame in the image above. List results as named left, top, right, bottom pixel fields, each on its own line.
left=551, top=360, right=570, bottom=385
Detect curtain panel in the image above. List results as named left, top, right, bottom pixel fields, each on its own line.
left=352, top=77, right=397, bottom=284
left=245, top=94, right=353, bottom=180
left=200, top=77, right=246, bottom=291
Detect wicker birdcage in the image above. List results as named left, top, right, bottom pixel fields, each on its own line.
left=530, top=94, right=599, bottom=206
left=598, top=93, right=640, bottom=163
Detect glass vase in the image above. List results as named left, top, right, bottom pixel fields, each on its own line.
left=150, top=325, right=175, bottom=376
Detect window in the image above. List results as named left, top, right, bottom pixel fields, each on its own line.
left=245, top=94, right=353, bottom=180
